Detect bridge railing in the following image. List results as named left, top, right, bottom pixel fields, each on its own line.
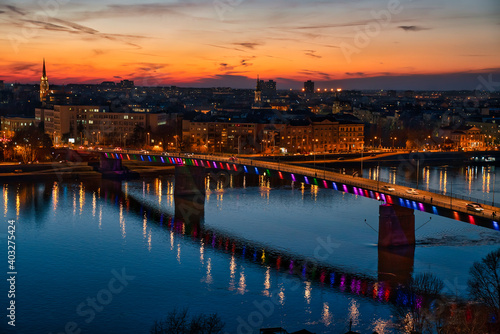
left=375, top=176, right=499, bottom=208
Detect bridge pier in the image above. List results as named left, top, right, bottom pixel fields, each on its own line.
left=378, top=204, right=415, bottom=248
left=100, top=156, right=123, bottom=171
left=174, top=166, right=206, bottom=226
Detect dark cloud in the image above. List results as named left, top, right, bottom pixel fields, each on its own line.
left=3, top=6, right=146, bottom=49
left=12, top=63, right=38, bottom=72
left=299, top=70, right=331, bottom=80
left=240, top=59, right=253, bottom=67
left=135, top=63, right=168, bottom=72
left=206, top=44, right=245, bottom=52
left=5, top=5, right=25, bottom=16
left=233, top=42, right=261, bottom=50
left=304, top=50, right=322, bottom=59
left=398, top=25, right=430, bottom=32
left=192, top=74, right=255, bottom=89
left=219, top=63, right=235, bottom=71
left=345, top=72, right=365, bottom=76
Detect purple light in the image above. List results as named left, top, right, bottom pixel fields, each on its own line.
left=343, top=184, right=348, bottom=193
left=291, top=174, right=296, bottom=181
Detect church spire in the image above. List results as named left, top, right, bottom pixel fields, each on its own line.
left=40, top=58, right=49, bottom=104
left=254, top=75, right=262, bottom=104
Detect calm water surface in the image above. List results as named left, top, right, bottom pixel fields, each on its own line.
left=1, top=164, right=499, bottom=334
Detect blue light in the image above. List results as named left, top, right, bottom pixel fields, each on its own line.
left=140, top=155, right=144, bottom=161
left=332, top=182, right=338, bottom=190
left=148, top=156, right=152, bottom=162
left=304, top=176, right=309, bottom=184
left=412, top=201, right=418, bottom=210
left=432, top=206, right=438, bottom=215
left=160, top=157, right=165, bottom=163
left=243, top=166, right=248, bottom=173
left=493, top=221, right=499, bottom=230
left=255, top=167, right=259, bottom=174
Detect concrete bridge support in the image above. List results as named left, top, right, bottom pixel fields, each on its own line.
left=174, top=166, right=206, bottom=227
left=99, top=156, right=123, bottom=171
left=378, top=204, right=415, bottom=248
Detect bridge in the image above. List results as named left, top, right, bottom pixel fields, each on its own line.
left=97, top=149, right=500, bottom=248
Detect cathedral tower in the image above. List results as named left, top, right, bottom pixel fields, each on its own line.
left=40, top=58, right=49, bottom=104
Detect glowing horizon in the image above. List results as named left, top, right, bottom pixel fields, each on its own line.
left=0, top=0, right=499, bottom=89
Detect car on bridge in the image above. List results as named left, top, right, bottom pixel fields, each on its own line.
left=382, top=185, right=395, bottom=192
left=466, top=203, right=484, bottom=212
left=406, top=188, right=419, bottom=195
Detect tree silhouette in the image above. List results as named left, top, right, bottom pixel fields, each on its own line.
left=468, top=248, right=500, bottom=317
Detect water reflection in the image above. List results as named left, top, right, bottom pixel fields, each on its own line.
left=3, top=172, right=494, bottom=333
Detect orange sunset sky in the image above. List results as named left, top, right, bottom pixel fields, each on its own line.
left=1, top=0, right=499, bottom=89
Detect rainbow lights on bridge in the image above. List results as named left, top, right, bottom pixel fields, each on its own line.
left=102, top=152, right=499, bottom=231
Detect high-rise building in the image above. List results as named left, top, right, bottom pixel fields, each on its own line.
left=304, top=80, right=314, bottom=94
left=40, top=58, right=49, bottom=104
left=120, top=80, right=134, bottom=88
left=261, top=80, right=276, bottom=99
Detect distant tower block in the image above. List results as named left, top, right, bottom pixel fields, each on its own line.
left=40, top=58, right=49, bottom=104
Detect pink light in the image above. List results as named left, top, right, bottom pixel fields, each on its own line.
left=469, top=215, right=476, bottom=225
left=323, top=180, right=328, bottom=188
left=386, top=195, right=393, bottom=204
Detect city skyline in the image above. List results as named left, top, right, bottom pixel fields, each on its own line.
left=1, top=0, right=499, bottom=90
